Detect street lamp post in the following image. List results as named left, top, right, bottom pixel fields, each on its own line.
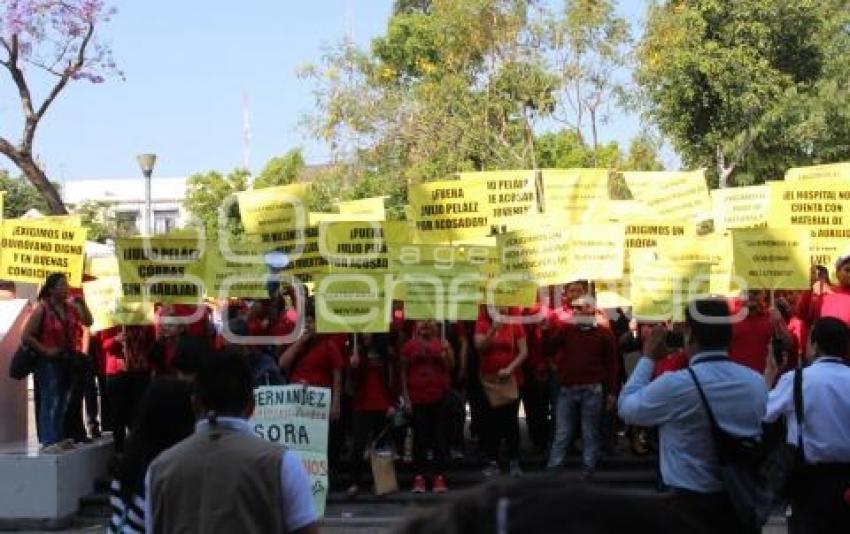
left=136, top=153, right=157, bottom=235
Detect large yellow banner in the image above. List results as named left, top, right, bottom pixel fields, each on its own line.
left=319, top=221, right=412, bottom=273
left=400, top=262, right=481, bottom=321
left=565, top=224, right=626, bottom=281
left=249, top=226, right=327, bottom=283
left=629, top=253, right=711, bottom=322
left=497, top=223, right=571, bottom=287
left=0, top=219, right=87, bottom=287
left=314, top=273, right=391, bottom=333
left=785, top=162, right=850, bottom=181
left=711, top=185, right=771, bottom=231
left=116, top=237, right=206, bottom=303
left=767, top=177, right=850, bottom=240
left=83, top=276, right=155, bottom=332
left=408, top=178, right=492, bottom=243
left=731, top=228, right=810, bottom=290
left=539, top=168, right=609, bottom=224
left=204, top=243, right=269, bottom=299
left=337, top=197, right=387, bottom=219
left=459, top=170, right=539, bottom=230
left=624, top=170, right=712, bottom=223
left=464, top=244, right=538, bottom=308
left=85, top=255, right=120, bottom=278
left=237, top=183, right=309, bottom=235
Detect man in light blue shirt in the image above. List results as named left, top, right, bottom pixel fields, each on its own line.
left=618, top=298, right=767, bottom=534
left=764, top=316, right=850, bottom=533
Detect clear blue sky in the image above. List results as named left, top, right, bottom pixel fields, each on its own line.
left=0, top=0, right=662, bottom=185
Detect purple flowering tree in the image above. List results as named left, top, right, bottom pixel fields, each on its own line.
left=0, top=0, right=119, bottom=214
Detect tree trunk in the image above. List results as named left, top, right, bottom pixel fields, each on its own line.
left=590, top=107, right=599, bottom=166
left=9, top=150, right=67, bottom=214
left=716, top=146, right=735, bottom=189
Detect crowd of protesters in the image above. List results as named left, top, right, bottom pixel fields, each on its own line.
left=10, top=256, right=850, bottom=533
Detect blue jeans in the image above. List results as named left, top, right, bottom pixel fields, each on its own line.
left=547, top=384, right=603, bottom=471
left=34, top=358, right=70, bottom=445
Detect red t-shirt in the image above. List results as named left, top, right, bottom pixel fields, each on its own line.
left=474, top=318, right=526, bottom=387
left=816, top=288, right=850, bottom=326
left=353, top=351, right=393, bottom=412
left=402, top=337, right=450, bottom=405
left=96, top=326, right=125, bottom=376
left=729, top=312, right=773, bottom=373
left=652, top=350, right=688, bottom=379
left=38, top=301, right=81, bottom=351
left=290, top=336, right=344, bottom=388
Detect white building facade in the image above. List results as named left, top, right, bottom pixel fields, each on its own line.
left=62, top=177, right=190, bottom=235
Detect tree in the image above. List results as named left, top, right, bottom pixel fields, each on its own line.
left=0, top=1, right=119, bottom=213
left=548, top=0, right=632, bottom=164
left=183, top=169, right=249, bottom=238
left=300, top=0, right=558, bottom=193
left=253, top=148, right=305, bottom=189
left=76, top=200, right=120, bottom=243
left=635, top=0, right=850, bottom=186
left=623, top=132, right=664, bottom=172
left=0, top=170, right=49, bottom=217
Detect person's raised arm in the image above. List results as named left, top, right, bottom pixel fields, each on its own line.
left=617, top=325, right=678, bottom=427
left=278, top=335, right=308, bottom=371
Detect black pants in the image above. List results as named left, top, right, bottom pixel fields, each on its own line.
left=412, top=403, right=447, bottom=476
left=483, top=399, right=520, bottom=462
left=668, top=489, right=757, bottom=534
left=104, top=371, right=150, bottom=453
left=789, top=463, right=850, bottom=534
left=349, top=410, right=390, bottom=486
left=64, top=359, right=94, bottom=442
left=444, top=388, right=466, bottom=452
left=522, top=376, right=551, bottom=451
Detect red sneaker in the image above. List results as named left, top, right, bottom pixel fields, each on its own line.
left=411, top=475, right=426, bottom=494
left=432, top=474, right=448, bottom=494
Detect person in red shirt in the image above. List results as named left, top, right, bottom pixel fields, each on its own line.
left=474, top=309, right=528, bottom=478
left=97, top=326, right=152, bottom=452
left=728, top=290, right=792, bottom=373
left=278, top=308, right=344, bottom=421
left=522, top=304, right=552, bottom=454
left=401, top=320, right=454, bottom=494
left=346, top=333, right=396, bottom=496
left=799, top=257, right=850, bottom=326
left=545, top=297, right=617, bottom=479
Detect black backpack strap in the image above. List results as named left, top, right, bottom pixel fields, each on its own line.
left=687, top=367, right=722, bottom=434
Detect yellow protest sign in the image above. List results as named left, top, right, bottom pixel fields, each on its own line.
left=308, top=212, right=383, bottom=225
left=459, top=170, right=539, bottom=230
left=84, top=255, right=120, bottom=278
left=464, top=244, right=538, bottom=308
left=591, top=199, right=654, bottom=222
left=319, top=221, right=412, bottom=273
left=654, top=233, right=737, bottom=296
left=629, top=253, right=711, bottom=321
left=711, top=185, right=771, bottom=231
left=116, top=237, right=206, bottom=303
left=408, top=178, right=492, bottom=243
left=624, top=170, right=712, bottom=223
left=810, top=238, right=849, bottom=269
left=83, top=276, right=155, bottom=331
left=539, top=168, right=609, bottom=224
left=337, top=197, right=387, bottom=219
left=204, top=243, right=269, bottom=299
left=767, top=178, right=850, bottom=240
left=565, top=224, right=625, bottom=281
left=731, top=228, right=810, bottom=290
left=249, top=226, right=327, bottom=283
left=785, top=162, right=850, bottom=182
left=237, top=183, right=310, bottom=235
left=314, top=273, right=391, bottom=333
left=623, top=220, right=694, bottom=250
left=498, top=223, right=572, bottom=287
left=401, top=262, right=481, bottom=321
left=0, top=219, right=87, bottom=287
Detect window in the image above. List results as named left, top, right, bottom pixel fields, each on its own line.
left=153, top=209, right=179, bottom=234
left=117, top=211, right=140, bottom=234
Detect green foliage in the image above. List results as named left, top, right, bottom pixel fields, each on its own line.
left=75, top=200, right=120, bottom=243
left=183, top=168, right=249, bottom=238
left=0, top=171, right=50, bottom=217
left=635, top=0, right=850, bottom=185
left=253, top=148, right=305, bottom=189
